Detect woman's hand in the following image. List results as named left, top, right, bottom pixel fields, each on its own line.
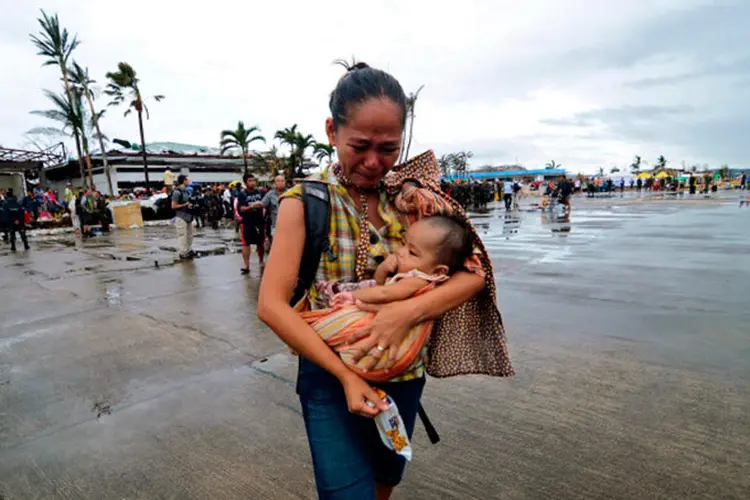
left=347, top=299, right=417, bottom=371
left=339, top=371, right=389, bottom=418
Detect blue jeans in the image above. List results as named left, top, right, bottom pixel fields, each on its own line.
left=298, top=358, right=425, bottom=500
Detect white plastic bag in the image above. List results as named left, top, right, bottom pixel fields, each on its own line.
left=370, top=388, right=413, bottom=461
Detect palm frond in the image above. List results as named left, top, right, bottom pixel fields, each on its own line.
left=30, top=10, right=79, bottom=66
left=26, top=126, right=65, bottom=137
left=30, top=109, right=68, bottom=122
left=91, top=130, right=108, bottom=143
left=69, top=61, right=96, bottom=89
left=220, top=137, right=240, bottom=147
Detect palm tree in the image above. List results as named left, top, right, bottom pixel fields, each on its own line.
left=656, top=155, right=667, bottom=171
left=451, top=151, right=473, bottom=176
left=630, top=155, right=642, bottom=173
left=104, top=62, right=164, bottom=191
left=248, top=146, right=285, bottom=176
left=314, top=143, right=336, bottom=166
left=69, top=62, right=113, bottom=195
left=274, top=125, right=299, bottom=179
left=29, top=89, right=102, bottom=188
left=545, top=160, right=562, bottom=170
left=30, top=10, right=85, bottom=182
left=438, top=154, right=453, bottom=177
left=219, top=121, right=265, bottom=175
left=293, top=133, right=317, bottom=177
left=400, top=85, right=425, bottom=163
left=275, top=126, right=317, bottom=178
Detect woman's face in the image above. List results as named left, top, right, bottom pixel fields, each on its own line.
left=326, top=97, right=403, bottom=189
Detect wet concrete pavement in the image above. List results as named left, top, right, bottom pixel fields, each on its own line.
left=1, top=192, right=749, bottom=499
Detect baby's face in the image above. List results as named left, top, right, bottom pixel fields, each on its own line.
left=395, top=220, right=445, bottom=275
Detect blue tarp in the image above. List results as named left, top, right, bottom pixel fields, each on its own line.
left=442, top=169, right=566, bottom=181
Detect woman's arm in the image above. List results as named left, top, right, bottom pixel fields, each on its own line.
left=258, top=199, right=354, bottom=380
left=258, top=198, right=387, bottom=417
left=348, top=271, right=486, bottom=367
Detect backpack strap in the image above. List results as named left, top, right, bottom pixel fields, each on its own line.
left=290, top=180, right=332, bottom=306
left=417, top=404, right=441, bottom=444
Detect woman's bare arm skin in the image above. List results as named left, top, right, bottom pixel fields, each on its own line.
left=257, top=198, right=388, bottom=416
left=258, top=199, right=352, bottom=381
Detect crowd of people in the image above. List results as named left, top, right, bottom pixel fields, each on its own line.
left=170, top=172, right=287, bottom=270
left=0, top=185, right=68, bottom=227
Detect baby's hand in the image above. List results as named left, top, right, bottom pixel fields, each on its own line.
left=380, top=254, right=399, bottom=274
left=375, top=254, right=399, bottom=285
left=331, top=291, right=356, bottom=309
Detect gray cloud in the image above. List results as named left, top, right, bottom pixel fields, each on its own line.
left=625, top=55, right=750, bottom=89
left=563, top=2, right=750, bottom=71
left=541, top=105, right=694, bottom=128
left=2, top=0, right=749, bottom=173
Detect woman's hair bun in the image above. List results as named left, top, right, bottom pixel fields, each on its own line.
left=349, top=61, right=370, bottom=72
left=333, top=58, right=369, bottom=73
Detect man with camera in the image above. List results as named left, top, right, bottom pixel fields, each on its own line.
left=171, top=174, right=195, bottom=259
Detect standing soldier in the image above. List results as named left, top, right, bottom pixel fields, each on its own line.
left=4, top=189, right=30, bottom=252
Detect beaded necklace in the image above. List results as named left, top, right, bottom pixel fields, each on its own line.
left=331, top=163, right=380, bottom=281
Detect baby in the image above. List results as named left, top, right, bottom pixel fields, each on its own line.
left=330, top=214, right=474, bottom=308
left=302, top=214, right=474, bottom=381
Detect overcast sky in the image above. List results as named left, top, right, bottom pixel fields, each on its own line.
left=1, top=0, right=748, bottom=173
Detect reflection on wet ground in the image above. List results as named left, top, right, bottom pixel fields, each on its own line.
left=1, top=192, right=749, bottom=499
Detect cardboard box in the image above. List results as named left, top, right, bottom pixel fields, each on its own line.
left=111, top=201, right=144, bottom=229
